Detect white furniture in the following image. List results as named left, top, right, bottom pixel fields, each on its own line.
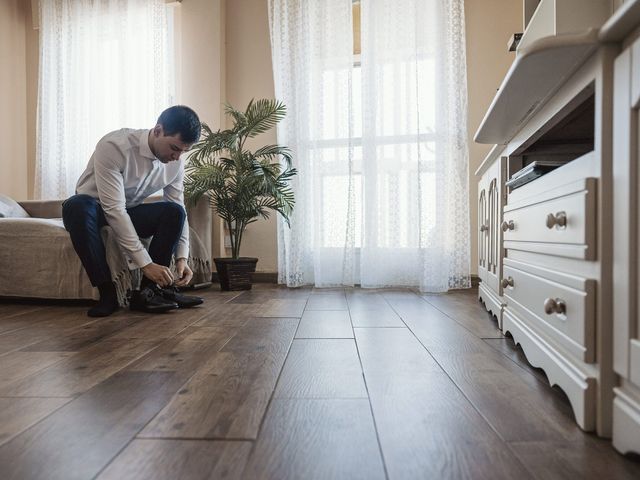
left=475, top=0, right=640, bottom=450
left=607, top=0, right=640, bottom=456
left=517, top=0, right=612, bottom=51
left=500, top=144, right=608, bottom=434
left=476, top=147, right=507, bottom=328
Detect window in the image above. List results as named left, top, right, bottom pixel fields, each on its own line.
left=36, top=0, right=175, bottom=198
left=315, top=0, right=438, bottom=249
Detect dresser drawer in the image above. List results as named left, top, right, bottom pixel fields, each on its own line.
left=502, top=259, right=596, bottom=362
left=503, top=178, right=597, bottom=259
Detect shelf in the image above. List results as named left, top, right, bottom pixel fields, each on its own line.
left=599, top=0, right=640, bottom=43
left=474, top=144, right=504, bottom=177
left=474, top=29, right=599, bottom=145
left=517, top=0, right=612, bottom=52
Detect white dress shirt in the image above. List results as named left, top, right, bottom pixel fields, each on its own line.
left=76, top=128, right=189, bottom=269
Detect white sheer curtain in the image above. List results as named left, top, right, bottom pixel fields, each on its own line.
left=36, top=0, right=174, bottom=199
left=270, top=0, right=470, bottom=292
left=360, top=0, right=470, bottom=291
left=269, top=0, right=356, bottom=287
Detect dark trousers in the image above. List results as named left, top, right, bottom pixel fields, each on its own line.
left=62, top=194, right=186, bottom=287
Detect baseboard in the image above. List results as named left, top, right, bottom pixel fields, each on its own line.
left=211, top=272, right=477, bottom=286
left=503, top=307, right=597, bottom=432
left=184, top=282, right=213, bottom=291
left=613, top=387, right=640, bottom=455
left=0, top=296, right=94, bottom=306
left=478, top=282, right=504, bottom=329
left=211, top=272, right=278, bottom=284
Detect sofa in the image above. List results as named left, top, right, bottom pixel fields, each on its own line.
left=0, top=194, right=212, bottom=305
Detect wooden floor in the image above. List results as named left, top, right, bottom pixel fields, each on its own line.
left=0, top=285, right=638, bottom=479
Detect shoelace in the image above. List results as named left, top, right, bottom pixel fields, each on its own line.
left=141, top=285, right=162, bottom=301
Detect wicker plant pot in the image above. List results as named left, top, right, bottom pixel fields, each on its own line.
left=214, top=257, right=258, bottom=291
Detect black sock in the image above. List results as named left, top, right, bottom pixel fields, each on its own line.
left=88, top=281, right=118, bottom=317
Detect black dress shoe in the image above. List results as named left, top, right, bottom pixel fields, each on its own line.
left=130, top=286, right=179, bottom=313
left=159, top=286, right=204, bottom=308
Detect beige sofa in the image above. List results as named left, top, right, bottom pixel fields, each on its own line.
left=0, top=196, right=212, bottom=305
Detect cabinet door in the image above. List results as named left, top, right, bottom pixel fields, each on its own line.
left=478, top=183, right=488, bottom=281
left=486, top=178, right=498, bottom=290
left=483, top=159, right=504, bottom=294
left=613, top=42, right=640, bottom=389
left=612, top=39, right=640, bottom=456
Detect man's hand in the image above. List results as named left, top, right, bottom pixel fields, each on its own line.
left=141, top=262, right=174, bottom=287
left=175, top=258, right=193, bottom=287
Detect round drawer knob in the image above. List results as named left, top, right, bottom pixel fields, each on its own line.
left=501, top=277, right=514, bottom=289
left=546, top=211, right=567, bottom=229
left=501, top=220, right=515, bottom=232
left=480, top=224, right=488, bottom=232
left=543, top=297, right=567, bottom=315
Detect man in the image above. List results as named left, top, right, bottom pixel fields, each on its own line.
left=62, top=105, right=204, bottom=317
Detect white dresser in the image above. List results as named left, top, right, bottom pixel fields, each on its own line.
left=607, top=0, right=640, bottom=455
left=501, top=147, right=607, bottom=434
left=475, top=0, right=640, bottom=451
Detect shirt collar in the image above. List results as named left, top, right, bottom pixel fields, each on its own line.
left=139, top=129, right=157, bottom=160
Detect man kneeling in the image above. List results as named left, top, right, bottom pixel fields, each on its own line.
left=63, top=105, right=204, bottom=317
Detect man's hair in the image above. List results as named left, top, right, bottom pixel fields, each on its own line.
left=157, top=105, right=201, bottom=143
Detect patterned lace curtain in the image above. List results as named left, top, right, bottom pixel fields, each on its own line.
left=270, top=0, right=470, bottom=292
left=269, top=0, right=356, bottom=287
left=360, top=0, right=470, bottom=291
left=36, top=0, right=174, bottom=199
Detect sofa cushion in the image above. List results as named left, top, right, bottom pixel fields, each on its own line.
left=0, top=217, right=96, bottom=300
left=0, top=194, right=30, bottom=218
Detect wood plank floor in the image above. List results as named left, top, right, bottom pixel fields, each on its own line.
left=0, top=285, right=638, bottom=479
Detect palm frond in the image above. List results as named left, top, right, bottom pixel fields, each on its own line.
left=184, top=98, right=297, bottom=258
left=242, top=99, right=287, bottom=138
left=253, top=144, right=293, bottom=167
left=188, top=123, right=238, bottom=164
left=224, top=104, right=247, bottom=133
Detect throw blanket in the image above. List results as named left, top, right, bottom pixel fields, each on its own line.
left=0, top=218, right=211, bottom=305
left=109, top=226, right=211, bottom=305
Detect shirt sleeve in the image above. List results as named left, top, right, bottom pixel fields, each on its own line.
left=93, top=141, right=153, bottom=269
left=163, top=162, right=190, bottom=260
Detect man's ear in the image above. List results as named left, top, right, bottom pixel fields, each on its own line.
left=153, top=124, right=163, bottom=137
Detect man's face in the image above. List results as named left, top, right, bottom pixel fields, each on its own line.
left=152, top=125, right=193, bottom=164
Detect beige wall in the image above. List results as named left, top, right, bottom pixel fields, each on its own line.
left=26, top=2, right=38, bottom=200
left=176, top=0, right=225, bottom=132
left=177, top=0, right=278, bottom=272
left=0, top=0, right=29, bottom=199
left=175, top=0, right=227, bottom=265
left=224, top=0, right=278, bottom=272
left=465, top=0, right=522, bottom=274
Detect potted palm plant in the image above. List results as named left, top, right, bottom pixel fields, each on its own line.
left=184, top=99, right=296, bottom=291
